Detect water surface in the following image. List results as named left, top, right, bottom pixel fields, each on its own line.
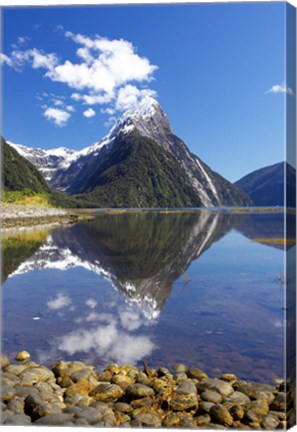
left=2, top=210, right=293, bottom=383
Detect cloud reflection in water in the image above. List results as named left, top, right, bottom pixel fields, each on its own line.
left=57, top=307, right=155, bottom=364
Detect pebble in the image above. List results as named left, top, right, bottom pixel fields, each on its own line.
left=0, top=354, right=289, bottom=428
left=170, top=391, right=198, bottom=411
left=89, top=383, right=124, bottom=402
left=33, top=412, right=74, bottom=425
left=187, top=368, right=209, bottom=380
left=130, top=396, right=153, bottom=409
left=133, top=413, right=162, bottom=427
left=195, top=413, right=211, bottom=425
left=201, top=390, right=222, bottom=403
left=75, top=406, right=103, bottom=424
left=126, top=383, right=155, bottom=398
left=230, top=404, right=245, bottom=420
left=111, top=374, right=135, bottom=389
left=6, top=364, right=28, bottom=376
left=113, top=402, right=132, bottom=414
left=1, top=387, right=16, bottom=402
left=1, top=355, right=10, bottom=369
left=6, top=399, right=24, bottom=414
left=225, top=390, right=250, bottom=403
left=253, top=390, right=275, bottom=403
left=261, top=414, right=280, bottom=430
left=210, top=404, right=233, bottom=427
left=15, top=386, right=39, bottom=398
left=244, top=409, right=260, bottom=424
left=246, top=400, right=269, bottom=416
left=198, top=378, right=234, bottom=397
left=31, top=401, right=62, bottom=420
left=221, top=373, right=237, bottom=381
left=2, top=372, right=20, bottom=387
left=270, top=392, right=286, bottom=411
left=176, top=379, right=197, bottom=395
left=15, top=351, right=31, bottom=362
left=172, top=363, right=187, bottom=373
left=3, top=413, right=32, bottom=425
left=64, top=378, right=95, bottom=397
left=20, top=366, right=54, bottom=383
left=199, top=401, right=215, bottom=413
left=162, top=412, right=181, bottom=426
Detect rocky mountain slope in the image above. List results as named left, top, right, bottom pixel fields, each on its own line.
left=2, top=136, right=51, bottom=194
left=235, top=162, right=296, bottom=207
left=8, top=97, right=252, bottom=208
left=7, top=142, right=78, bottom=184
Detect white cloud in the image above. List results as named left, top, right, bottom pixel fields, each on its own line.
left=43, top=107, right=71, bottom=126
left=2, top=30, right=158, bottom=126
left=0, top=53, right=14, bottom=68
left=115, top=84, right=157, bottom=111
left=17, top=36, right=30, bottom=46
left=71, top=92, right=113, bottom=105
left=58, top=322, right=155, bottom=364
left=11, top=36, right=30, bottom=50
left=76, top=47, right=93, bottom=64
left=120, top=308, right=143, bottom=331
left=3, top=48, right=58, bottom=71
left=47, top=293, right=72, bottom=310
left=104, top=116, right=117, bottom=128
left=26, top=48, right=58, bottom=70
left=53, top=99, right=64, bottom=106
left=86, top=298, right=97, bottom=309
left=267, top=84, right=294, bottom=96
left=66, top=105, right=75, bottom=112
left=83, top=107, right=96, bottom=118
left=45, top=31, right=157, bottom=103
left=101, top=107, right=116, bottom=115
left=85, top=313, right=115, bottom=323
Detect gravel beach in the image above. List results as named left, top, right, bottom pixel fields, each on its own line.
left=1, top=352, right=294, bottom=428
left=1, top=203, right=78, bottom=228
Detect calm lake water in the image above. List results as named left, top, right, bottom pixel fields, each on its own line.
left=2, top=210, right=295, bottom=383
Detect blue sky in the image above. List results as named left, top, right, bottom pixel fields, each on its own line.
left=1, top=2, right=294, bottom=182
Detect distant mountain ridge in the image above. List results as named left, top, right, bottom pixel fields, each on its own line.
left=7, top=97, right=251, bottom=208
left=235, top=162, right=296, bottom=207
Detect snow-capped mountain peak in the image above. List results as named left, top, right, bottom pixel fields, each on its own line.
left=6, top=98, right=168, bottom=185
left=6, top=97, right=252, bottom=207
left=108, top=96, right=172, bottom=145
left=126, top=96, right=161, bottom=118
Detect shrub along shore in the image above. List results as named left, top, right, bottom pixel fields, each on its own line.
left=1, top=352, right=294, bottom=428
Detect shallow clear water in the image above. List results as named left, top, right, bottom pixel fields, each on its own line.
left=1, top=211, right=294, bottom=383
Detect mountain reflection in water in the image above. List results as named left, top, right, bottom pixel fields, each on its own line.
left=2, top=211, right=293, bottom=381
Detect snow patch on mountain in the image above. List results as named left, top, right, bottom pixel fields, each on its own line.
left=7, top=141, right=78, bottom=182
left=195, top=157, right=219, bottom=202
left=10, top=234, right=160, bottom=320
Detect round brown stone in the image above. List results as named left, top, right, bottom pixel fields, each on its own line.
left=210, top=404, right=233, bottom=427
left=15, top=351, right=31, bottom=362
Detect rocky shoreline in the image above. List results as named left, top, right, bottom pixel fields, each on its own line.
left=1, top=203, right=79, bottom=228
left=1, top=352, right=294, bottom=428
